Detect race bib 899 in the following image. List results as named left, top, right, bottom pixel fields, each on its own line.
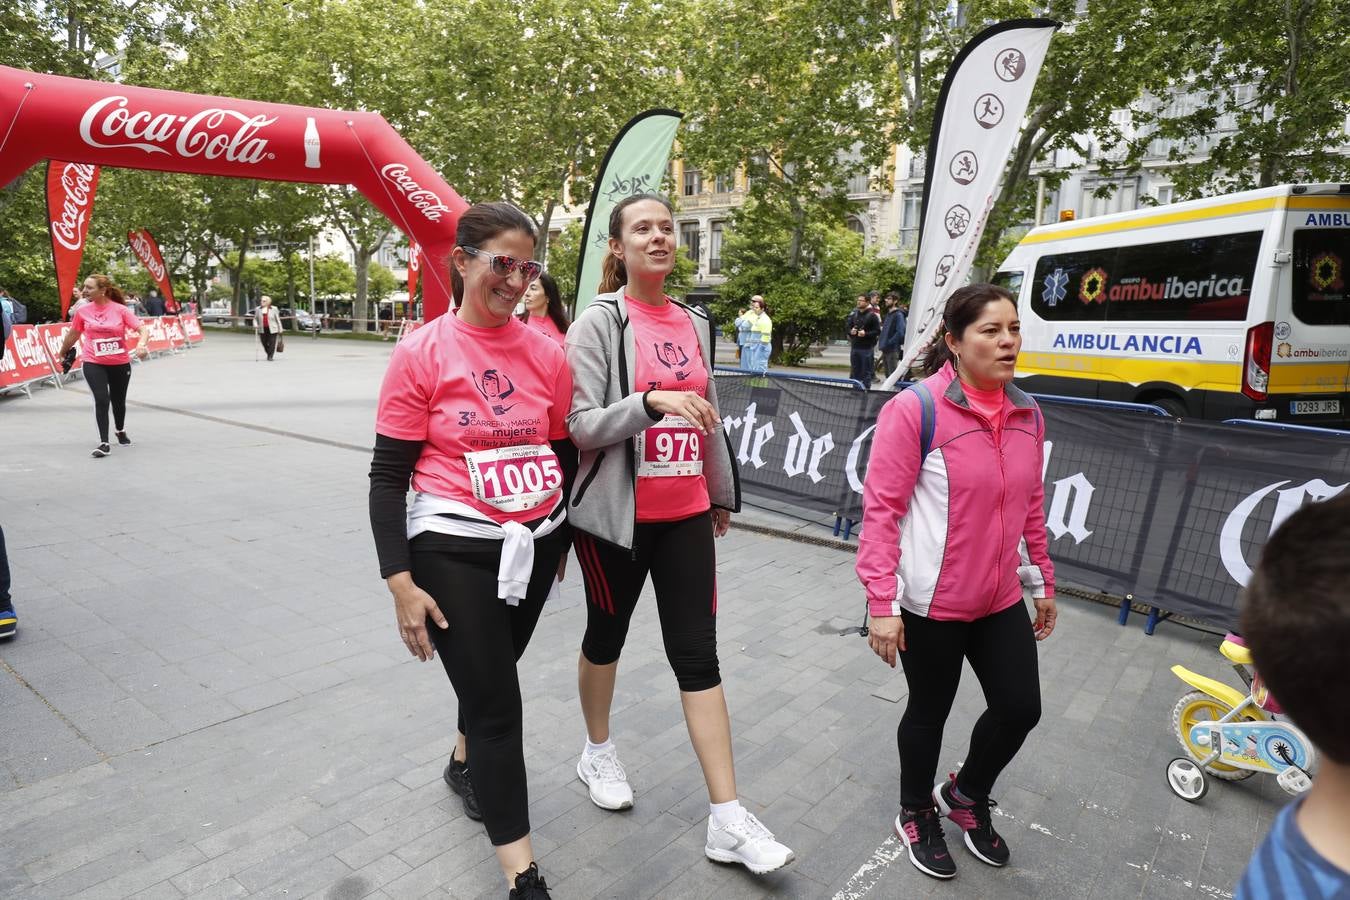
left=635, top=415, right=704, bottom=478
left=92, top=337, right=123, bottom=357
left=463, top=444, right=563, bottom=514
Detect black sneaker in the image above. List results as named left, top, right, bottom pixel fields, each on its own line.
left=509, top=862, right=550, bottom=899
left=115, top=430, right=131, bottom=446
left=894, top=804, right=956, bottom=880
left=934, top=774, right=1010, bottom=867
left=91, top=443, right=110, bottom=458
left=443, top=757, right=483, bottom=821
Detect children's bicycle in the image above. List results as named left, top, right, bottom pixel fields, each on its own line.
left=1165, top=633, right=1316, bottom=802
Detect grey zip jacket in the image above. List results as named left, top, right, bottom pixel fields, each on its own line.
left=564, top=289, right=741, bottom=549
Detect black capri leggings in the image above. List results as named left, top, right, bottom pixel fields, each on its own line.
left=896, top=600, right=1042, bottom=808
left=411, top=525, right=568, bottom=846
left=575, top=511, right=720, bottom=693
left=83, top=362, right=132, bottom=444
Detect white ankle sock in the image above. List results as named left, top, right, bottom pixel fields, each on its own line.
left=709, top=799, right=746, bottom=828
left=584, top=738, right=614, bottom=756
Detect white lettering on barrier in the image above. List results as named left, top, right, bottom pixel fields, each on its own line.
left=1046, top=473, right=1095, bottom=544
left=1220, top=478, right=1348, bottom=585
left=723, top=402, right=774, bottom=469
left=783, top=412, right=833, bottom=484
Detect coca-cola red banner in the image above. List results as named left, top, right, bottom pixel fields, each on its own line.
left=1, top=325, right=59, bottom=391
left=0, top=64, right=465, bottom=320
left=127, top=229, right=176, bottom=308
left=132, top=318, right=172, bottom=354
left=180, top=314, right=205, bottom=344
left=407, top=240, right=421, bottom=303
left=161, top=316, right=186, bottom=348
left=33, top=322, right=82, bottom=374
left=45, top=161, right=101, bottom=319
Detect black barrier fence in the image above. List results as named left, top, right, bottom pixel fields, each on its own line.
left=715, top=372, right=1350, bottom=631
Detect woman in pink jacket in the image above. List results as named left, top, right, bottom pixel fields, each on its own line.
left=856, top=283, right=1057, bottom=882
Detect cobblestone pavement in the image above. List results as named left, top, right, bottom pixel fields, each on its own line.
left=0, top=334, right=1282, bottom=898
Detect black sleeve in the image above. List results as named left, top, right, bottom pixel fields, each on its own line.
left=369, top=433, right=423, bottom=579
left=864, top=312, right=882, bottom=339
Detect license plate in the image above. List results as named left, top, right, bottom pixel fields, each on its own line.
left=1290, top=399, right=1341, bottom=415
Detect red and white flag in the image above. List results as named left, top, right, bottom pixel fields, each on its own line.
left=407, top=239, right=421, bottom=304
left=127, top=228, right=177, bottom=310
left=46, top=161, right=101, bottom=319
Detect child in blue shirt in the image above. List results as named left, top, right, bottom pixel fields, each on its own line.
left=1236, top=492, right=1350, bottom=899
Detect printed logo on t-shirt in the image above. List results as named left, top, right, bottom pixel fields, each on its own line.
left=473, top=368, right=519, bottom=416
left=646, top=342, right=694, bottom=390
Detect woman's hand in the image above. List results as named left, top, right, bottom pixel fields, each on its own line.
left=867, top=614, right=905, bottom=667
left=134, top=346, right=150, bottom=360
left=1033, top=596, right=1058, bottom=641
left=647, top=390, right=720, bottom=435
left=711, top=508, right=731, bottom=537
left=387, top=572, right=448, bottom=661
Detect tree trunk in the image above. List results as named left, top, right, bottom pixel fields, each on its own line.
left=787, top=196, right=805, bottom=268
left=353, top=249, right=370, bottom=333
left=537, top=196, right=557, bottom=262
left=229, top=231, right=254, bottom=317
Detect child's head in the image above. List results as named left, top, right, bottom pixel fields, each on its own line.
left=1242, top=491, right=1350, bottom=764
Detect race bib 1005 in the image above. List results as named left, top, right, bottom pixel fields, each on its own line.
left=463, top=444, right=563, bottom=514
left=635, top=415, right=704, bottom=478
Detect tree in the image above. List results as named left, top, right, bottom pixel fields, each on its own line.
left=680, top=0, right=901, bottom=270
left=366, top=263, right=397, bottom=304
left=1142, top=0, right=1350, bottom=194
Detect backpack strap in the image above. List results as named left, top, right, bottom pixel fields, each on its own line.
left=911, top=382, right=937, bottom=463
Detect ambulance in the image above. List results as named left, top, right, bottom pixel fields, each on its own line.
left=994, top=184, right=1350, bottom=427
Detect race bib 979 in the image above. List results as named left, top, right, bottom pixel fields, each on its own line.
left=635, top=415, right=704, bottom=478
left=463, top=444, right=563, bottom=513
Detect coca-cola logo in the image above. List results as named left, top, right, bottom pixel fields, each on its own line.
left=1, top=328, right=49, bottom=373
left=408, top=243, right=421, bottom=271
left=128, top=232, right=167, bottom=282
left=51, top=163, right=97, bottom=252
left=381, top=164, right=449, bottom=221
left=79, top=96, right=277, bottom=165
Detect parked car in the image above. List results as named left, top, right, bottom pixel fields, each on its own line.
left=201, top=303, right=234, bottom=324
left=282, top=307, right=322, bottom=332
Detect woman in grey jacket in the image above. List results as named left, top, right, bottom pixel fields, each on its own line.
left=564, top=193, right=793, bottom=875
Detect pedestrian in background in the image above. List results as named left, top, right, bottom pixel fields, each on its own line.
left=746, top=295, right=771, bottom=374
left=880, top=291, right=907, bottom=378
left=519, top=272, right=570, bottom=347
left=846, top=294, right=882, bottom=388
left=254, top=295, right=282, bottom=361
left=857, top=283, right=1055, bottom=882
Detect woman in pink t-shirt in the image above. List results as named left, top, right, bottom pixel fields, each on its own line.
left=368, top=203, right=571, bottom=900
left=564, top=194, right=794, bottom=875
left=58, top=274, right=149, bottom=458
left=518, top=272, right=569, bottom=346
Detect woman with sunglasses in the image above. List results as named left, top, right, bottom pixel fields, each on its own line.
left=564, top=193, right=794, bottom=875
left=368, top=203, right=572, bottom=900
left=519, top=271, right=569, bottom=346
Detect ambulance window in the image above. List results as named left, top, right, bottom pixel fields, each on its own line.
left=1030, top=252, right=1111, bottom=321
left=1105, top=232, right=1260, bottom=322
left=992, top=271, right=1024, bottom=294
left=1292, top=229, right=1350, bottom=326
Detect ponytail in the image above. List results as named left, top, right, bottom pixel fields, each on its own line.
left=598, top=254, right=626, bottom=294
left=920, top=325, right=953, bottom=377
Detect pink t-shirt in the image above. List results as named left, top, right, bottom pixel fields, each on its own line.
left=376, top=312, right=572, bottom=524
left=525, top=313, right=566, bottom=346
left=627, top=296, right=710, bottom=522
left=963, top=381, right=1007, bottom=440
left=71, top=302, right=141, bottom=365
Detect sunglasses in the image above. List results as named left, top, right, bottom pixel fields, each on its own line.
left=460, top=246, right=543, bottom=282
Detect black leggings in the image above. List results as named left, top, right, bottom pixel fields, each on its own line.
left=410, top=526, right=568, bottom=846
left=896, top=601, right=1041, bottom=808
left=575, top=512, right=720, bottom=693
left=259, top=331, right=277, bottom=359
left=83, top=362, right=131, bottom=443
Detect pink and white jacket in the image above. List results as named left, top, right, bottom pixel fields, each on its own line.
left=856, top=361, right=1054, bottom=621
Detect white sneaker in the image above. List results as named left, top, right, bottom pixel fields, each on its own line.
left=704, top=811, right=795, bottom=874
left=576, top=745, right=634, bottom=810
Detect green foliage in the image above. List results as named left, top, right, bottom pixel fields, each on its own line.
left=365, top=264, right=398, bottom=303
left=545, top=222, right=584, bottom=313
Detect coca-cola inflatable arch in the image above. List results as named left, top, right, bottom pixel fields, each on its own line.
left=0, top=65, right=466, bottom=321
